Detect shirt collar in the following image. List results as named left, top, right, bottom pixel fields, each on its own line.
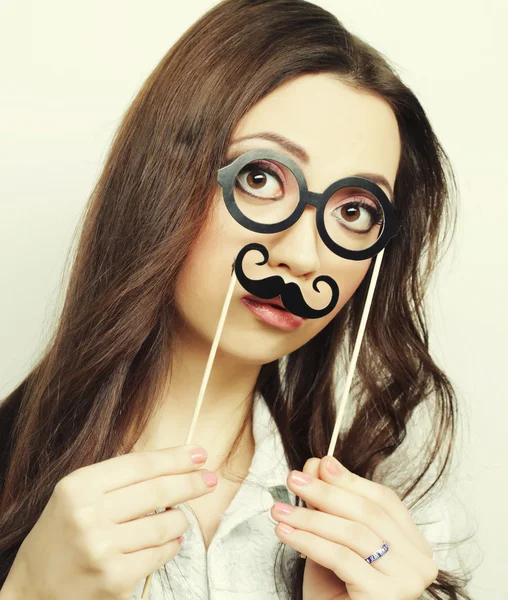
left=241, top=391, right=295, bottom=504
left=180, top=391, right=296, bottom=546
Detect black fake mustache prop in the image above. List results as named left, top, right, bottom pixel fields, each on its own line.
left=234, top=242, right=339, bottom=319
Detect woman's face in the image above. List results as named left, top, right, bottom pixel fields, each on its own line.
left=175, top=73, right=401, bottom=364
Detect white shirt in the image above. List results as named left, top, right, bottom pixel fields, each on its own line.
left=130, top=393, right=454, bottom=599
left=130, top=392, right=300, bottom=600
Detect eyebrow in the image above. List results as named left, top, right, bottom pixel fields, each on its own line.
left=230, top=132, right=394, bottom=200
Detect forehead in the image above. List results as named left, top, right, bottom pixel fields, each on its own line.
left=231, top=73, right=401, bottom=194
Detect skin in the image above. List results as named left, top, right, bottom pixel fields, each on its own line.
left=4, top=73, right=438, bottom=600
left=132, top=73, right=438, bottom=598
left=273, top=458, right=439, bottom=599
left=136, top=72, right=401, bottom=458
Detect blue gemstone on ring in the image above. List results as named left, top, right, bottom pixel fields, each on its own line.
left=364, top=542, right=389, bottom=564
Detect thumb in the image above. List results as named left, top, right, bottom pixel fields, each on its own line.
left=301, top=458, right=321, bottom=511
left=298, top=458, right=322, bottom=561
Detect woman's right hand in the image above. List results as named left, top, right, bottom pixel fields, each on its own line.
left=7, top=444, right=217, bottom=600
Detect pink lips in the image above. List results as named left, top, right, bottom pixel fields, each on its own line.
left=241, top=297, right=305, bottom=330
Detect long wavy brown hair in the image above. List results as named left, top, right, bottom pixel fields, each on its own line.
left=0, top=0, right=473, bottom=598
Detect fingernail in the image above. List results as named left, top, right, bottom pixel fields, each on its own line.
left=189, top=448, right=207, bottom=464
left=291, top=470, right=311, bottom=486
left=325, top=456, right=341, bottom=475
left=274, top=501, right=294, bottom=515
left=177, top=536, right=184, bottom=545
left=201, top=471, right=218, bottom=487
left=279, top=523, right=295, bottom=534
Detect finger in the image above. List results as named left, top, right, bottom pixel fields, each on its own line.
left=275, top=523, right=386, bottom=591
left=287, top=469, right=417, bottom=560
left=299, top=458, right=322, bottom=559
left=301, top=458, right=320, bottom=510
left=279, top=519, right=435, bottom=600
left=272, top=503, right=399, bottom=576
left=104, top=469, right=218, bottom=523
left=319, top=456, right=430, bottom=554
left=64, top=445, right=209, bottom=501
left=115, top=507, right=188, bottom=553
left=121, top=535, right=183, bottom=585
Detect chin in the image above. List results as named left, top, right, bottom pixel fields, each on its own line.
left=216, top=326, right=311, bottom=365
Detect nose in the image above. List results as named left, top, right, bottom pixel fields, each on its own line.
left=267, top=205, right=321, bottom=277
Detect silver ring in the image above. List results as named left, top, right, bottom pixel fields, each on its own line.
left=364, top=542, right=389, bottom=564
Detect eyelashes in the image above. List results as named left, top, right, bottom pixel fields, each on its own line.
left=234, top=161, right=383, bottom=235
left=330, top=199, right=383, bottom=234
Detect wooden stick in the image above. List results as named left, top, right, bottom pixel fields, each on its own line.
left=141, top=270, right=238, bottom=599
left=327, top=248, right=385, bottom=456
left=299, top=249, right=385, bottom=560
left=184, top=269, right=238, bottom=445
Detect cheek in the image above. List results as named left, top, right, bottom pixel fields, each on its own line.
left=332, top=258, right=372, bottom=306
left=174, top=211, right=233, bottom=340
left=173, top=197, right=251, bottom=347
left=288, top=257, right=372, bottom=344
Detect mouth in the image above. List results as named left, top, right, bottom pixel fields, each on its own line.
left=241, top=294, right=306, bottom=330
left=242, top=294, right=287, bottom=310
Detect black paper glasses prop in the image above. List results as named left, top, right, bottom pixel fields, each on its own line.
left=142, top=150, right=401, bottom=595
left=219, top=148, right=400, bottom=319
left=220, top=148, right=399, bottom=259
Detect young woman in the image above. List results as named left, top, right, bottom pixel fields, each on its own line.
left=0, top=1, right=472, bottom=599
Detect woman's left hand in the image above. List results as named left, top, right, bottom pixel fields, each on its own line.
left=270, top=456, right=439, bottom=600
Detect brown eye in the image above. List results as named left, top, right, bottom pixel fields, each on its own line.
left=340, top=205, right=362, bottom=223
left=246, top=169, right=267, bottom=189
left=330, top=199, right=382, bottom=234
left=235, top=161, right=285, bottom=200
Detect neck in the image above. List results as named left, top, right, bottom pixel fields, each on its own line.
left=133, top=320, right=262, bottom=460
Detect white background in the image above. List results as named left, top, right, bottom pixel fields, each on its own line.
left=0, top=1, right=506, bottom=598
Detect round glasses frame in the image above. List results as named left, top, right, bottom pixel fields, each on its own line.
left=217, top=148, right=401, bottom=261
